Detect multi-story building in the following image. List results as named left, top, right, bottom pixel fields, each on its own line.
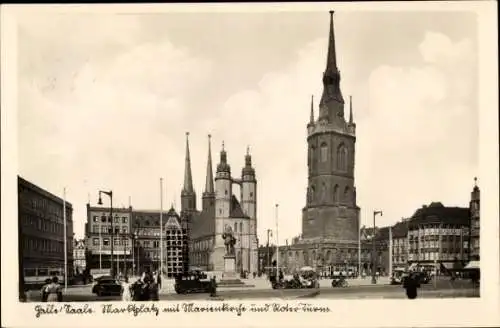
left=132, top=207, right=188, bottom=276
left=73, top=239, right=86, bottom=274
left=407, top=202, right=469, bottom=270
left=85, top=205, right=133, bottom=275
left=469, top=177, right=480, bottom=261
left=391, top=219, right=410, bottom=267
left=181, top=133, right=259, bottom=274
left=18, top=176, right=74, bottom=292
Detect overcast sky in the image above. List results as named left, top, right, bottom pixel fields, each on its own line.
left=16, top=8, right=478, bottom=244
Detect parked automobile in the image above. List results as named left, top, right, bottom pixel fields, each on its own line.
left=390, top=269, right=407, bottom=285
left=92, top=278, right=122, bottom=296
left=331, top=275, right=348, bottom=288
left=174, top=273, right=212, bottom=294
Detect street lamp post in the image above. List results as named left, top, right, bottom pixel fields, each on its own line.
left=266, top=229, right=272, bottom=273
left=372, top=210, right=383, bottom=284
left=98, top=190, right=114, bottom=277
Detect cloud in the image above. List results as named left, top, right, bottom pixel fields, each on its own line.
left=360, top=31, right=477, bottom=226
left=18, top=24, right=214, bottom=234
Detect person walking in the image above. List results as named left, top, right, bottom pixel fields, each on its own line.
left=45, top=277, right=63, bottom=302
left=40, top=278, right=52, bottom=302
left=121, top=276, right=132, bottom=302
left=403, top=272, right=420, bottom=299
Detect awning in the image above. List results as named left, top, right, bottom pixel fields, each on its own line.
left=464, top=261, right=480, bottom=270
left=441, top=262, right=454, bottom=269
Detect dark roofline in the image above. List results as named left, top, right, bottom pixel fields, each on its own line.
left=88, top=206, right=132, bottom=213
left=18, top=176, right=73, bottom=209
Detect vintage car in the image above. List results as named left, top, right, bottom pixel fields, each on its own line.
left=92, top=278, right=122, bottom=296
left=390, top=268, right=408, bottom=285
left=174, top=272, right=212, bottom=294
left=272, top=267, right=319, bottom=289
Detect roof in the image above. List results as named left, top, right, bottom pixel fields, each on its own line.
left=132, top=208, right=180, bottom=228
left=409, top=202, right=469, bottom=227
left=391, top=221, right=409, bottom=238
left=18, top=176, right=73, bottom=208
left=230, top=195, right=248, bottom=218
left=190, top=210, right=215, bottom=240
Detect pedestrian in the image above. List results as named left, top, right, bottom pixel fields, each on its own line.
left=403, top=272, right=420, bottom=299
left=209, top=276, right=217, bottom=297
left=45, top=276, right=63, bottom=302
left=157, top=272, right=162, bottom=289
left=121, top=276, right=132, bottom=302
left=41, top=278, right=51, bottom=302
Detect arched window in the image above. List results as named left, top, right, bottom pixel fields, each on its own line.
left=234, top=222, right=238, bottom=232
left=344, top=187, right=350, bottom=202
left=311, top=186, right=316, bottom=202
left=239, top=222, right=243, bottom=234
left=326, top=250, right=332, bottom=264
left=303, top=251, right=309, bottom=266
left=333, top=184, right=339, bottom=203
left=321, top=182, right=326, bottom=202
left=336, top=144, right=348, bottom=171
left=310, top=145, right=316, bottom=167
left=320, top=142, right=328, bottom=162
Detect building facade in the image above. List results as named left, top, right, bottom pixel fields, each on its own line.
left=164, top=208, right=188, bottom=277
left=182, top=133, right=259, bottom=274
left=85, top=205, right=188, bottom=276
left=85, top=205, right=133, bottom=275
left=275, top=11, right=361, bottom=273
left=18, top=176, right=74, bottom=289
left=469, top=178, right=480, bottom=261
left=406, top=202, right=470, bottom=269
left=73, top=239, right=86, bottom=274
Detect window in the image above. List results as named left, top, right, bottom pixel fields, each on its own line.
left=343, top=187, right=350, bottom=202
left=93, top=216, right=98, bottom=222
left=101, top=226, right=107, bottom=233
left=122, top=226, right=128, bottom=234
left=333, top=185, right=339, bottom=203
left=240, top=222, right=243, bottom=233
left=336, top=144, right=348, bottom=171
left=250, top=192, right=253, bottom=198
left=320, top=143, right=328, bottom=162
left=92, top=225, right=99, bottom=233
left=122, top=216, right=128, bottom=224
left=103, top=238, right=110, bottom=246
left=321, top=182, right=326, bottom=202
left=93, top=238, right=99, bottom=246
left=225, top=190, right=228, bottom=195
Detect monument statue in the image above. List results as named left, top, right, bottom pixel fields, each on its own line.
left=222, top=224, right=237, bottom=256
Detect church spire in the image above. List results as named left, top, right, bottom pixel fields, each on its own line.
left=183, top=132, right=193, bottom=193
left=204, top=134, right=214, bottom=194
left=326, top=10, right=338, bottom=73
left=319, top=10, right=345, bottom=122
left=349, top=95, right=353, bottom=124
left=309, top=95, right=315, bottom=124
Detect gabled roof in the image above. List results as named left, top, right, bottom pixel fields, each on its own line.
left=190, top=210, right=215, bottom=240
left=165, top=207, right=182, bottom=230
left=230, top=195, right=248, bottom=218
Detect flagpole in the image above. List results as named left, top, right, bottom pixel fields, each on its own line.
left=160, top=178, right=164, bottom=277
left=389, top=225, right=393, bottom=279
left=63, top=187, right=68, bottom=292
left=275, top=204, right=279, bottom=271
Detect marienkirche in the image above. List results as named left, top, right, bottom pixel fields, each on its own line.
left=278, top=11, right=362, bottom=273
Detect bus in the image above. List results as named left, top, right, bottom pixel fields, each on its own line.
left=24, top=267, right=65, bottom=289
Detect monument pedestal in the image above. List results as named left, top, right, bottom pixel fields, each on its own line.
left=218, top=254, right=245, bottom=287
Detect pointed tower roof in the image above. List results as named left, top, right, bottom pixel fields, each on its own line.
left=309, top=95, right=315, bottom=125
left=349, top=95, right=353, bottom=124
left=183, top=132, right=194, bottom=193
left=325, top=10, right=338, bottom=73
left=319, top=10, right=345, bottom=121
left=204, top=134, right=215, bottom=194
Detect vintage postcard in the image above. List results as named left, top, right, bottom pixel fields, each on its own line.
left=1, top=2, right=499, bottom=328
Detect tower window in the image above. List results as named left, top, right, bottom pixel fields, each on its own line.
left=225, top=190, right=228, bottom=195
left=333, top=184, right=339, bottom=203
left=250, top=192, right=253, bottom=198
left=336, top=144, right=348, bottom=171
left=320, top=143, right=328, bottom=162
left=344, top=187, right=350, bottom=202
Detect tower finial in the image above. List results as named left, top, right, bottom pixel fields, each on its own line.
left=247, top=145, right=250, bottom=156
left=204, top=133, right=214, bottom=194
left=474, top=176, right=477, bottom=186
left=183, top=132, right=194, bottom=192
left=222, top=140, right=225, bottom=151
left=326, top=10, right=338, bottom=72
left=309, top=95, right=315, bottom=124
left=349, top=95, right=353, bottom=124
